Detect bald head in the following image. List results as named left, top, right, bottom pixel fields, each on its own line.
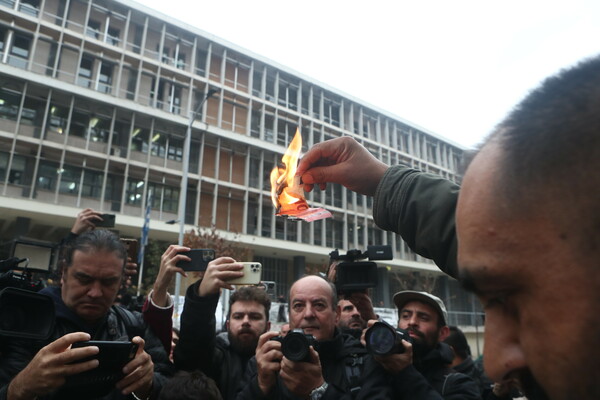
left=288, top=275, right=339, bottom=341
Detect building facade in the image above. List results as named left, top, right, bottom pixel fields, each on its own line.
left=0, top=0, right=482, bottom=327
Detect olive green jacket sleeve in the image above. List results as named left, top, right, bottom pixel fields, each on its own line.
left=373, top=165, right=460, bottom=279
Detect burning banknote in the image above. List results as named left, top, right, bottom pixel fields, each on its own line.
left=270, top=128, right=332, bottom=222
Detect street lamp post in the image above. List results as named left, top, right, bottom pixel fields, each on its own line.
left=173, top=88, right=218, bottom=322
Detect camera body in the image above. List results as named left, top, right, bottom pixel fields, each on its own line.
left=364, top=320, right=413, bottom=356
left=330, top=245, right=392, bottom=294
left=270, top=329, right=318, bottom=362
left=0, top=257, right=55, bottom=340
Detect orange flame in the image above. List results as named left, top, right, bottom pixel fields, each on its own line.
left=270, top=128, right=309, bottom=214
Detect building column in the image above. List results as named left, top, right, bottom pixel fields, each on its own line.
left=377, top=266, right=391, bottom=308
left=293, top=255, right=305, bottom=281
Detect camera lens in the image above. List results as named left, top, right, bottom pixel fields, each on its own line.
left=282, top=331, right=311, bottom=362
left=366, top=323, right=397, bottom=355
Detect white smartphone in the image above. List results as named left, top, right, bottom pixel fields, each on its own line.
left=227, top=262, right=262, bottom=285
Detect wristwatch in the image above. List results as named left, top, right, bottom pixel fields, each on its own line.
left=310, top=381, right=329, bottom=400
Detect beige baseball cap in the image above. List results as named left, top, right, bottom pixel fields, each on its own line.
left=392, top=290, right=448, bottom=326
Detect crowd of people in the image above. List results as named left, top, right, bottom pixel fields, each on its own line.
left=0, top=53, right=598, bottom=400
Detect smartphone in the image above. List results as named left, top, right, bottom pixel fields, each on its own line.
left=120, top=238, right=139, bottom=262
left=227, top=262, right=262, bottom=285
left=176, top=249, right=216, bottom=271
left=70, top=340, right=138, bottom=367
left=61, top=341, right=138, bottom=397
left=95, top=213, right=116, bottom=228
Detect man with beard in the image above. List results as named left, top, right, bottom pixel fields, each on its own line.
left=337, top=299, right=367, bottom=337
left=174, top=257, right=271, bottom=400
left=374, top=290, right=480, bottom=400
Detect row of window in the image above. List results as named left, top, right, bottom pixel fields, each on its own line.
left=0, top=1, right=463, bottom=169
left=0, top=151, right=180, bottom=213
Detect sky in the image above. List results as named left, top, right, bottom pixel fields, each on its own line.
left=139, top=0, right=599, bottom=148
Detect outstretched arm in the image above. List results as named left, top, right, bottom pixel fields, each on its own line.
left=296, top=136, right=389, bottom=196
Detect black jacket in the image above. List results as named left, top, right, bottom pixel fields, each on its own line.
left=413, top=343, right=481, bottom=400
left=174, top=281, right=251, bottom=400
left=0, top=286, right=173, bottom=400
left=236, top=329, right=391, bottom=400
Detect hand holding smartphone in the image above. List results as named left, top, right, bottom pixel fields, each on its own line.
left=94, top=213, right=116, bottom=228
left=226, top=262, right=262, bottom=285
left=60, top=340, right=138, bottom=398
left=176, top=249, right=216, bottom=271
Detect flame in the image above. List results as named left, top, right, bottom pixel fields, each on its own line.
left=270, top=128, right=308, bottom=214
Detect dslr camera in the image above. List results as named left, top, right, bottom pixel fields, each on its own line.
left=271, top=329, right=318, bottom=362
left=364, top=320, right=413, bottom=356
left=329, top=245, right=392, bottom=294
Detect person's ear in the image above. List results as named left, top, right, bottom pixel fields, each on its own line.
left=438, top=325, right=450, bottom=342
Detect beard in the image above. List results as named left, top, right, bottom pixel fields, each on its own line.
left=228, top=330, right=260, bottom=358
left=517, top=369, right=550, bottom=400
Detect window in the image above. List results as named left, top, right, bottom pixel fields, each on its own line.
left=0, top=87, right=22, bottom=121
left=131, top=127, right=150, bottom=153
left=3, top=154, right=26, bottom=185
left=58, top=165, right=81, bottom=195
left=0, top=26, right=5, bottom=53
left=0, top=0, right=15, bottom=9
left=151, top=132, right=166, bottom=158
left=250, top=107, right=261, bottom=138
left=252, top=69, right=262, bottom=97
left=88, top=115, right=111, bottom=143
left=19, top=0, right=39, bottom=17
left=161, top=185, right=179, bottom=212
left=81, top=169, right=103, bottom=199
left=78, top=55, right=94, bottom=88
left=68, top=110, right=88, bottom=138
left=8, top=33, right=31, bottom=69
left=195, top=48, right=207, bottom=76
left=126, top=178, right=145, bottom=206
left=86, top=20, right=101, bottom=40
left=132, top=24, right=143, bottom=54
left=167, top=137, right=183, bottom=161
left=97, top=62, right=113, bottom=94
left=37, top=161, right=59, bottom=191
left=106, top=27, right=120, bottom=46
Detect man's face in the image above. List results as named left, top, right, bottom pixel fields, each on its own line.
left=61, top=249, right=123, bottom=324
left=226, top=300, right=269, bottom=356
left=397, top=300, right=443, bottom=349
left=456, top=144, right=600, bottom=400
left=280, top=323, right=290, bottom=336
left=338, top=299, right=366, bottom=330
left=289, top=276, right=338, bottom=341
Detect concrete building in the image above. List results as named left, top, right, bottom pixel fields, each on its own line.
left=0, top=0, right=482, bottom=328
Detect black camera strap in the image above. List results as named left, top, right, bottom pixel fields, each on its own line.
left=344, top=353, right=364, bottom=399
left=112, top=305, right=144, bottom=339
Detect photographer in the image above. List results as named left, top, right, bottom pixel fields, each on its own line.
left=174, top=258, right=271, bottom=400
left=379, top=291, right=480, bottom=400
left=236, top=275, right=390, bottom=400
left=0, top=230, right=173, bottom=399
